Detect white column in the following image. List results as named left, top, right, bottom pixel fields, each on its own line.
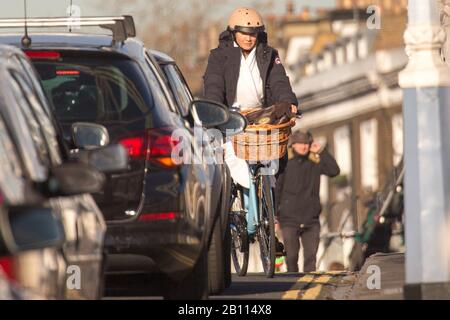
left=399, top=0, right=450, bottom=299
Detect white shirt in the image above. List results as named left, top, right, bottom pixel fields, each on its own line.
left=233, top=43, right=264, bottom=110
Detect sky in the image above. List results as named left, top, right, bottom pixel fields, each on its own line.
left=0, top=0, right=336, bottom=40
left=0, top=0, right=336, bottom=18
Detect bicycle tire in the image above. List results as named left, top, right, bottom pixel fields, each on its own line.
left=230, top=186, right=249, bottom=276
left=256, top=172, right=276, bottom=278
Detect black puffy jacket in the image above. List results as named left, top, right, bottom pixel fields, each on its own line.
left=203, top=30, right=298, bottom=109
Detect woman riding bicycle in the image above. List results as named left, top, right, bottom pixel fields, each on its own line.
left=203, top=7, right=299, bottom=277
left=203, top=6, right=298, bottom=187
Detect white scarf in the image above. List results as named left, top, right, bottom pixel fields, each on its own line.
left=234, top=43, right=263, bottom=110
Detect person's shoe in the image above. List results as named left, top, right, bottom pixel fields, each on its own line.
left=275, top=237, right=286, bottom=257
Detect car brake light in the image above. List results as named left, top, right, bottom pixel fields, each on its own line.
left=119, top=136, right=145, bottom=158
left=0, top=257, right=15, bottom=281
left=118, top=128, right=181, bottom=168
left=24, top=51, right=61, bottom=60
left=138, top=212, right=178, bottom=221
left=56, top=70, right=80, bottom=76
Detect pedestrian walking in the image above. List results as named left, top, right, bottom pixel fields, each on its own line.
left=276, top=131, right=340, bottom=272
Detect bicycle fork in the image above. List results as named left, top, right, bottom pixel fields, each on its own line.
left=243, top=172, right=259, bottom=237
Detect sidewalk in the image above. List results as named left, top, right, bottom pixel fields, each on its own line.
left=339, top=252, right=405, bottom=300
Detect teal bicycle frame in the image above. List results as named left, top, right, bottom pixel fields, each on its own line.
left=243, top=165, right=265, bottom=237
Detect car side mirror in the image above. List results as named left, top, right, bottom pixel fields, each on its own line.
left=0, top=206, right=65, bottom=256
left=71, top=144, right=129, bottom=173
left=72, top=122, right=109, bottom=149
left=190, top=99, right=230, bottom=128
left=45, top=162, right=105, bottom=196
left=216, top=111, right=247, bottom=136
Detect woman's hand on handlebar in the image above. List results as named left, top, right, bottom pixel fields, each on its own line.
left=291, top=104, right=302, bottom=119
left=290, top=104, right=297, bottom=114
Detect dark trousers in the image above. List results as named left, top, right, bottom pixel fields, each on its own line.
left=281, top=223, right=320, bottom=272
left=273, top=153, right=288, bottom=208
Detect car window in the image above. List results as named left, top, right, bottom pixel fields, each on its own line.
left=2, top=71, right=48, bottom=182
left=10, top=71, right=62, bottom=166
left=33, top=56, right=152, bottom=124
left=9, top=72, right=52, bottom=167
left=9, top=54, right=55, bottom=118
left=161, top=64, right=193, bottom=116
left=142, top=60, right=180, bottom=125
left=0, top=113, right=26, bottom=205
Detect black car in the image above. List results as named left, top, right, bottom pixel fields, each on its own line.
left=0, top=16, right=245, bottom=298
left=151, top=50, right=233, bottom=293
left=0, top=44, right=128, bottom=299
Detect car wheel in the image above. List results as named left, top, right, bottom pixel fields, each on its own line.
left=223, top=215, right=232, bottom=289
left=96, top=251, right=108, bottom=299
left=164, top=248, right=209, bottom=300
left=207, top=215, right=225, bottom=295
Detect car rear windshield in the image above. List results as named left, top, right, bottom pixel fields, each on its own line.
left=33, top=54, right=153, bottom=123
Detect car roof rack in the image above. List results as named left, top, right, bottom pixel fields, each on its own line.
left=0, top=16, right=136, bottom=44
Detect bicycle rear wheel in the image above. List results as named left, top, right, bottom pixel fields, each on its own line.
left=256, top=173, right=276, bottom=278
left=230, top=186, right=249, bottom=276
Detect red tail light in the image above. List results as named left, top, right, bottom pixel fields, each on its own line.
left=149, top=134, right=175, bottom=157
left=138, top=212, right=178, bottom=221
left=56, top=70, right=80, bottom=76
left=119, top=136, right=146, bottom=158
left=24, top=51, right=61, bottom=60
left=0, top=257, right=15, bottom=281
left=118, top=128, right=181, bottom=168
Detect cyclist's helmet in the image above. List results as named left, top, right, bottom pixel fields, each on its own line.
left=227, top=7, right=265, bottom=34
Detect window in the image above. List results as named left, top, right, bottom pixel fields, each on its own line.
left=10, top=71, right=63, bottom=166
left=34, top=57, right=153, bottom=124
left=161, top=64, right=193, bottom=116
left=10, top=73, right=51, bottom=168
left=10, top=54, right=55, bottom=118
left=0, top=114, right=26, bottom=205
left=4, top=72, right=48, bottom=182
left=360, top=118, right=378, bottom=191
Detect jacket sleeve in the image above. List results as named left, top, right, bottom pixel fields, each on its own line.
left=203, top=49, right=226, bottom=105
left=267, top=50, right=298, bottom=106
left=319, top=150, right=340, bottom=177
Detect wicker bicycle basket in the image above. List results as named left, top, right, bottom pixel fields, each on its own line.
left=231, top=109, right=296, bottom=162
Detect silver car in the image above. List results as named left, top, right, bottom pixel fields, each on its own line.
left=0, top=44, right=127, bottom=299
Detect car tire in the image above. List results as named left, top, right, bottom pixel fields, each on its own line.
left=223, top=215, right=232, bottom=289
left=164, top=248, right=209, bottom=300
left=96, top=250, right=109, bottom=299
left=207, top=216, right=225, bottom=295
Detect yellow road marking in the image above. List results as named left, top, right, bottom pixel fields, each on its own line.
left=301, top=275, right=332, bottom=300
left=282, top=274, right=315, bottom=300
left=312, top=275, right=332, bottom=284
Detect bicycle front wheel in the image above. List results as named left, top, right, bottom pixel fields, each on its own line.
left=230, top=187, right=249, bottom=276
left=257, top=173, right=276, bottom=278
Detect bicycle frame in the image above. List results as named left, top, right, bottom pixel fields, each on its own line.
left=243, top=165, right=259, bottom=236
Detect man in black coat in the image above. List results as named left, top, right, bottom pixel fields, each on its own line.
left=276, top=131, right=340, bottom=272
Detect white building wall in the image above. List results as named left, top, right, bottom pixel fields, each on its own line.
left=360, top=118, right=379, bottom=192
left=392, top=113, right=404, bottom=166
